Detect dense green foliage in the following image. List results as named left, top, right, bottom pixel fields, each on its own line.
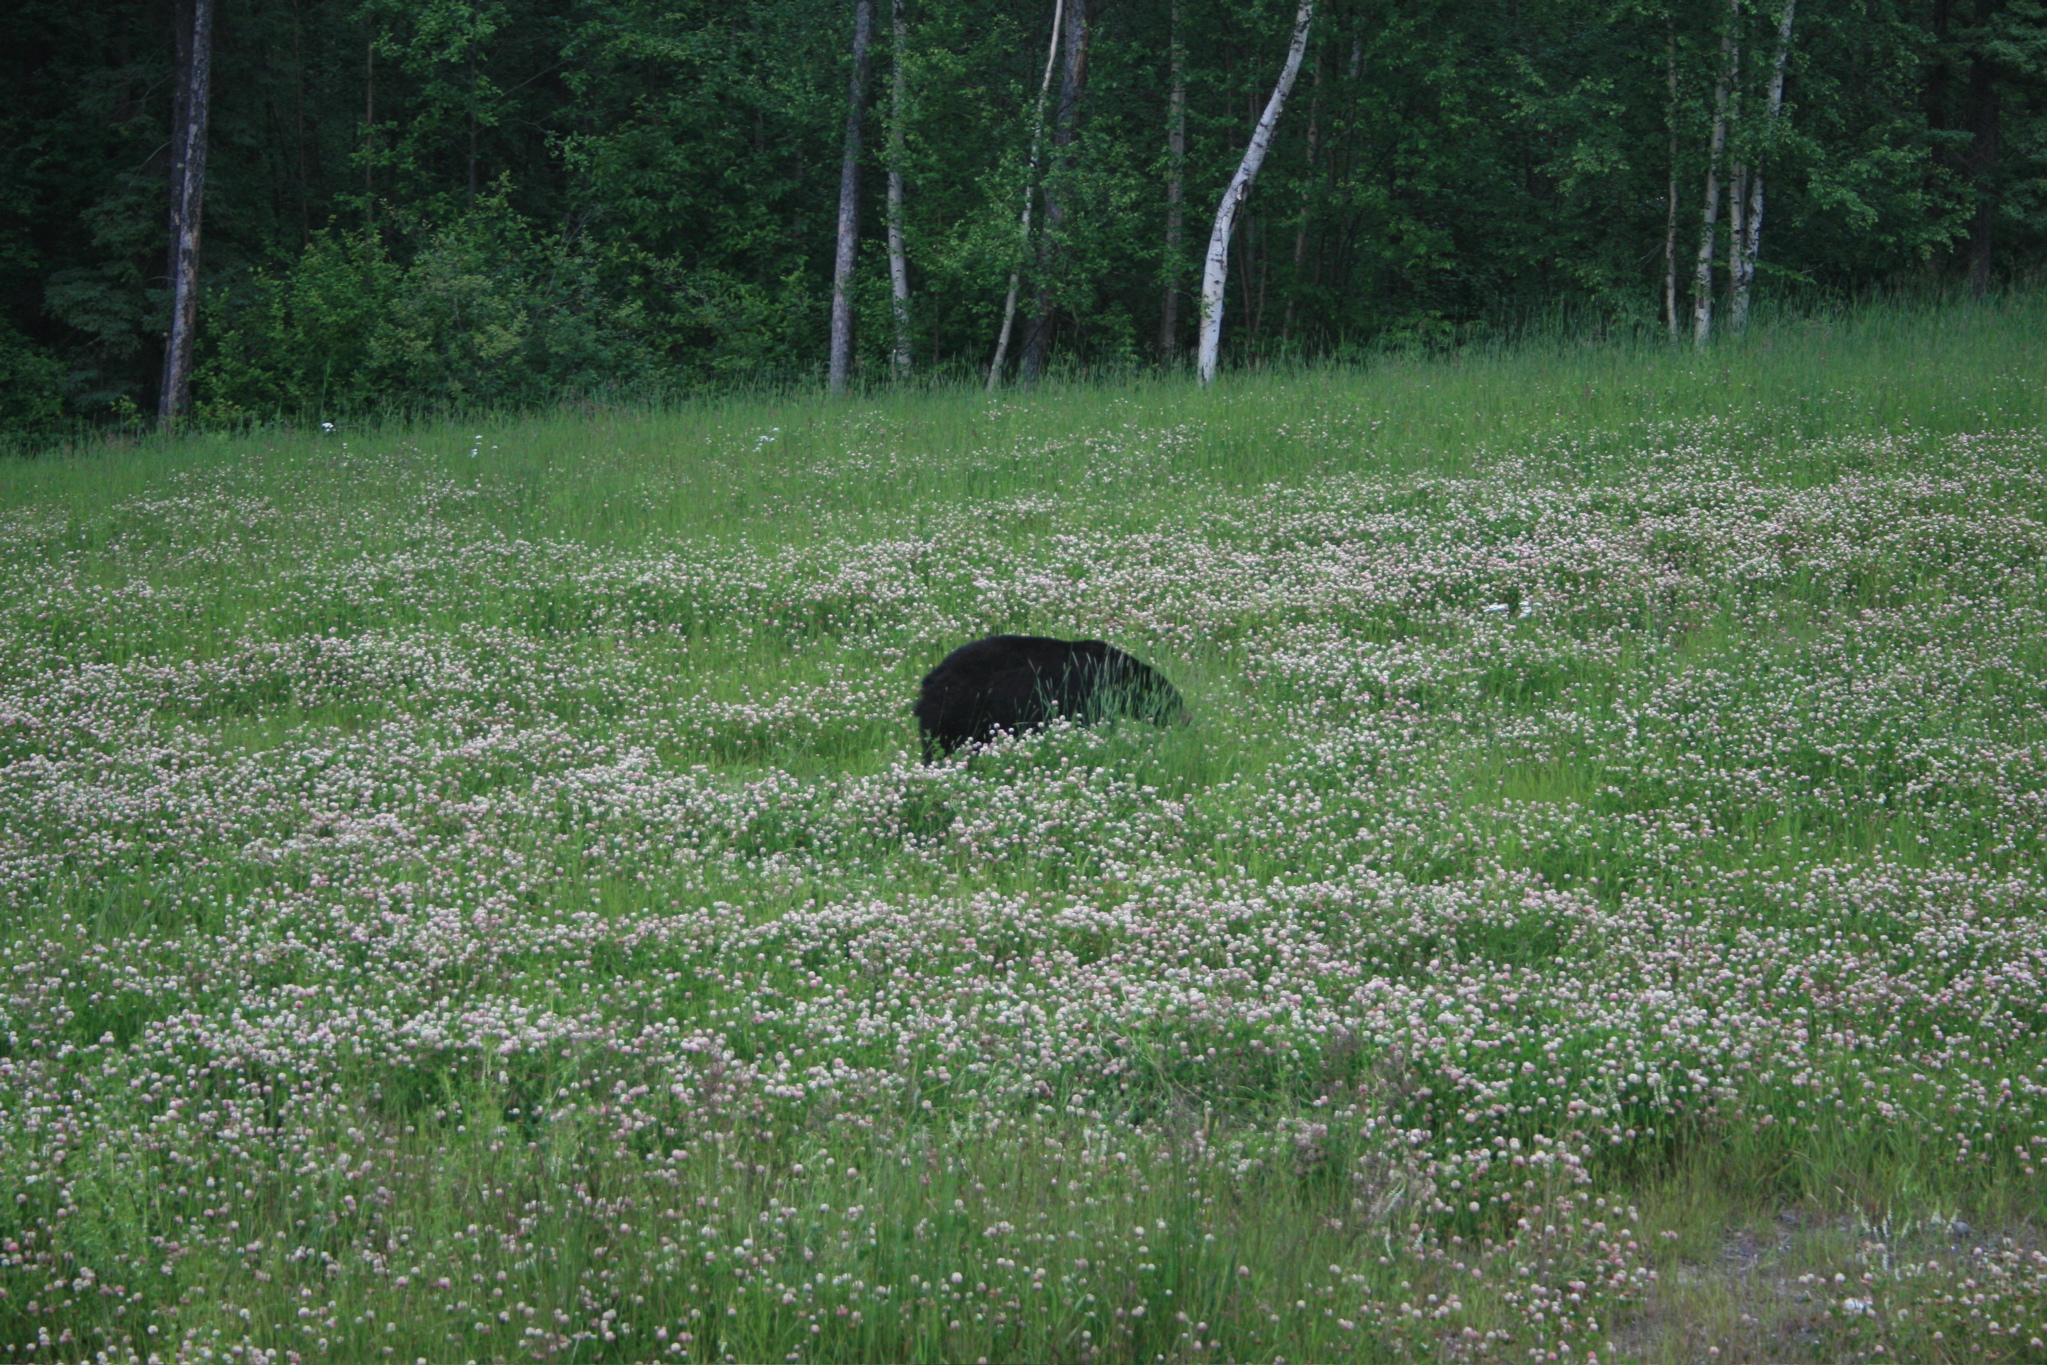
left=3, top=0, right=2045, bottom=427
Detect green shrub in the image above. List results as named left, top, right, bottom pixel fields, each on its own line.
left=198, top=184, right=661, bottom=420
left=0, top=325, right=68, bottom=435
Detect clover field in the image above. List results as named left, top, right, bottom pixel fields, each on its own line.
left=5, top=298, right=2047, bottom=1364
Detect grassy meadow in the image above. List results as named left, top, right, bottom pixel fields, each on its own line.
left=4, top=296, right=2047, bottom=1363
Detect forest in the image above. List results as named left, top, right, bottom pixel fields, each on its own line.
left=2, top=0, right=2042, bottom=429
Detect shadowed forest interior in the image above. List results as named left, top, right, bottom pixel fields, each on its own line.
left=3, top=0, right=2044, bottom=429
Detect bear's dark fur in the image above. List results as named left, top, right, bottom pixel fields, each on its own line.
left=914, top=635, right=1185, bottom=760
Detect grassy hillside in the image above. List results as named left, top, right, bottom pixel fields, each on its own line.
left=3, top=295, right=2046, bottom=1363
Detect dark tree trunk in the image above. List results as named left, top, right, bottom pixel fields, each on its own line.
left=986, top=0, right=1064, bottom=391
left=1664, top=9, right=1680, bottom=339
left=467, top=56, right=480, bottom=203
left=159, top=0, right=215, bottom=427
left=1241, top=217, right=1256, bottom=344
left=1158, top=0, right=1187, bottom=361
left=1281, top=46, right=1324, bottom=343
left=1927, top=0, right=1952, bottom=132
left=291, top=0, right=309, bottom=244
left=886, top=0, right=912, bottom=379
left=363, top=30, right=375, bottom=234
left=828, top=0, right=875, bottom=396
left=1021, top=0, right=1087, bottom=383
left=1965, top=0, right=1999, bottom=294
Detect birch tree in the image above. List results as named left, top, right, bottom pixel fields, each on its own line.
left=1691, top=0, right=1738, bottom=348
left=159, top=0, right=216, bottom=426
left=885, top=0, right=913, bottom=379
left=987, top=0, right=1064, bottom=392
left=1157, top=0, right=1187, bottom=362
left=9, top=0, right=2018, bottom=420
left=1725, top=65, right=1745, bottom=323
left=1021, top=0, right=1089, bottom=383
left=1729, top=0, right=1796, bottom=336
left=1196, top=0, right=1315, bottom=385
left=827, top=0, right=875, bottom=397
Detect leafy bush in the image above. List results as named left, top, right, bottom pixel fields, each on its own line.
left=0, top=325, right=67, bottom=434
left=198, top=185, right=662, bottom=420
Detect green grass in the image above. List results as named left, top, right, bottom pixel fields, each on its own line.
left=2, top=291, right=2046, bottom=1363
left=13, top=290, right=2044, bottom=551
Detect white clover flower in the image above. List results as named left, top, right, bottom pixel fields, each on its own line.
left=4, top=418, right=2040, bottom=1362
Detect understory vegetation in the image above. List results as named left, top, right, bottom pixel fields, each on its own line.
left=3, top=295, right=2047, bottom=1362
left=9, top=0, right=2047, bottom=425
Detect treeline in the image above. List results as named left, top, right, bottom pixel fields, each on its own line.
left=2, top=0, right=2041, bottom=427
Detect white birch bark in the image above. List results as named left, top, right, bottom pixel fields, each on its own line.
left=159, top=0, right=215, bottom=426
left=1196, top=0, right=1315, bottom=386
left=987, top=0, right=1064, bottom=392
left=1726, top=161, right=1747, bottom=315
left=828, top=0, right=875, bottom=397
left=1021, top=0, right=1087, bottom=382
left=1731, top=0, right=1795, bottom=337
left=886, top=0, right=912, bottom=379
left=1690, top=0, right=1738, bottom=348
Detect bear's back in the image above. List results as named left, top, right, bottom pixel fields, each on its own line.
left=914, top=634, right=1180, bottom=759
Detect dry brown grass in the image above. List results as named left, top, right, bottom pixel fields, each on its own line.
left=1621, top=1155, right=2045, bottom=1363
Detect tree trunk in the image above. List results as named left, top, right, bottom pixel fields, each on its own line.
left=1233, top=210, right=1253, bottom=345
left=363, top=31, right=374, bottom=234
left=1281, top=46, right=1325, bottom=344
left=827, top=0, right=875, bottom=397
left=1197, top=0, right=1314, bottom=385
left=1244, top=214, right=1260, bottom=343
left=1021, top=0, right=1088, bottom=383
left=159, top=0, right=215, bottom=427
left=1731, top=0, right=1795, bottom=336
left=1928, top=0, right=1951, bottom=130
left=1158, top=0, right=1187, bottom=362
left=1663, top=11, right=1680, bottom=340
left=1726, top=162, right=1746, bottom=316
left=1691, top=0, right=1737, bottom=348
left=467, top=55, right=480, bottom=203
left=1964, top=0, right=1998, bottom=294
left=292, top=0, right=309, bottom=243
left=987, top=0, right=1064, bottom=392
left=886, top=0, right=912, bottom=379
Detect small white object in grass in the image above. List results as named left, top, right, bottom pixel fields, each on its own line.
left=755, top=427, right=781, bottom=450
left=1841, top=1297, right=1871, bottom=1316
left=320, top=421, right=335, bottom=434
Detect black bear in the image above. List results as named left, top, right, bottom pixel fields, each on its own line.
left=914, top=635, right=1185, bottom=760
